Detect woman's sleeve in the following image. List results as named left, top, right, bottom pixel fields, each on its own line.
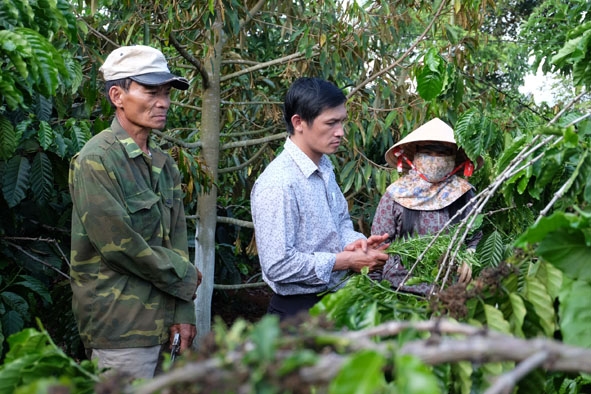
left=371, top=189, right=402, bottom=240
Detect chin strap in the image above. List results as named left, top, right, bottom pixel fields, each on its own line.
left=392, top=147, right=475, bottom=182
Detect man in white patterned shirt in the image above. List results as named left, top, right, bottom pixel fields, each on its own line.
left=251, top=77, right=389, bottom=320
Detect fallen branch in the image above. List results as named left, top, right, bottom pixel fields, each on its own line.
left=132, top=318, right=591, bottom=394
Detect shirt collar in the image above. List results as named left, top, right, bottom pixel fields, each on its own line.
left=110, top=117, right=149, bottom=159
left=284, top=137, right=333, bottom=178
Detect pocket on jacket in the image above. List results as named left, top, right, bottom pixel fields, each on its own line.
left=125, top=189, right=160, bottom=213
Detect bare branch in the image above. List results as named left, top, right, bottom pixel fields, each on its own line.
left=185, top=215, right=253, bottom=229
left=5, top=241, right=70, bottom=279
left=484, top=351, right=551, bottom=394
left=219, top=142, right=269, bottom=174
left=221, top=47, right=319, bottom=82
left=220, top=132, right=286, bottom=150
left=213, top=282, right=267, bottom=290
left=169, top=33, right=210, bottom=89
left=239, top=0, right=266, bottom=29
left=133, top=318, right=591, bottom=394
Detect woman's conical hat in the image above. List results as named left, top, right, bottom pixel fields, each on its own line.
left=385, top=117, right=480, bottom=170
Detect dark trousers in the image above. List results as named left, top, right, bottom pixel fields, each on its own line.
left=267, top=293, right=320, bottom=321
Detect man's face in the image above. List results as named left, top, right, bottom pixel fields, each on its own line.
left=292, top=103, right=347, bottom=163
left=111, top=81, right=172, bottom=131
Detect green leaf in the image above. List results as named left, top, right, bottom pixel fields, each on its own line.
left=66, top=119, right=91, bottom=153
left=36, top=95, right=53, bottom=122
left=0, top=74, right=25, bottom=109
left=0, top=30, right=31, bottom=78
left=536, top=261, right=563, bottom=301
left=523, top=275, right=556, bottom=336
left=1, top=310, right=24, bottom=337
left=0, top=116, right=18, bottom=160
left=559, top=277, right=591, bottom=348
left=64, top=54, right=83, bottom=94
left=245, top=315, right=279, bottom=363
left=1, top=291, right=29, bottom=317
left=278, top=349, right=318, bottom=376
left=329, top=350, right=386, bottom=394
left=477, top=231, right=504, bottom=268
left=2, top=327, right=99, bottom=392
left=537, top=229, right=591, bottom=281
left=15, top=275, right=52, bottom=304
left=384, top=110, right=398, bottom=130
left=416, top=66, right=444, bottom=101
left=515, top=211, right=580, bottom=247
left=30, top=152, right=53, bottom=205
left=394, top=353, right=440, bottom=394
left=2, top=156, right=31, bottom=208
left=37, top=120, right=54, bottom=151
left=552, top=30, right=590, bottom=67
left=483, top=303, right=511, bottom=334
left=507, top=293, right=526, bottom=338
left=15, top=27, right=67, bottom=97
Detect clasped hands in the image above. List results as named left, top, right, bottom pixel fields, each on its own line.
left=340, top=233, right=390, bottom=273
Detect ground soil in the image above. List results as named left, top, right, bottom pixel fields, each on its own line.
left=211, top=286, right=272, bottom=326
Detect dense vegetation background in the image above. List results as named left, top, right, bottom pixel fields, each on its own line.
left=1, top=0, right=591, bottom=392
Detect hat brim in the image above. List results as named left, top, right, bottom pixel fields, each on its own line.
left=130, top=72, right=189, bottom=90
left=384, top=117, right=483, bottom=171
left=385, top=140, right=477, bottom=168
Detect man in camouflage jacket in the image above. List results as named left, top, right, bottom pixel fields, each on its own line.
left=69, top=45, right=201, bottom=380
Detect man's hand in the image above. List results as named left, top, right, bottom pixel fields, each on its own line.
left=334, top=247, right=389, bottom=273
left=344, top=233, right=390, bottom=252
left=169, top=324, right=196, bottom=355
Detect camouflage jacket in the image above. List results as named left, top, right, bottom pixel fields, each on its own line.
left=69, top=118, right=198, bottom=349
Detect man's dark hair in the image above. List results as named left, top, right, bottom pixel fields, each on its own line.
left=104, top=78, right=132, bottom=108
left=283, top=77, right=347, bottom=135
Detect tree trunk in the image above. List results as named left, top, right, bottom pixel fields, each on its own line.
left=193, top=18, right=224, bottom=346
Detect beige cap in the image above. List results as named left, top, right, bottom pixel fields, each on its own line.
left=385, top=117, right=480, bottom=169
left=99, top=45, right=189, bottom=90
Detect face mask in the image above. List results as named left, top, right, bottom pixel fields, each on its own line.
left=413, top=152, right=456, bottom=183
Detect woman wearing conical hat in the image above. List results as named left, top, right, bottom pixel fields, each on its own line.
left=370, top=118, right=482, bottom=295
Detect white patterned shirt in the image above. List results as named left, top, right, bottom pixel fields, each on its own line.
left=251, top=137, right=366, bottom=295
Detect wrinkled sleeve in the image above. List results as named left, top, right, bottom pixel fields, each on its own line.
left=70, top=155, right=197, bottom=302
left=173, top=299, right=196, bottom=324
left=335, top=185, right=366, bottom=248
left=371, top=190, right=402, bottom=241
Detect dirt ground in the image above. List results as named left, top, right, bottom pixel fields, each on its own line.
left=211, top=286, right=272, bottom=326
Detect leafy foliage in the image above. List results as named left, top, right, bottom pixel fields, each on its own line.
left=0, top=324, right=99, bottom=394
left=1, top=0, right=591, bottom=392
left=384, top=230, right=481, bottom=286
left=0, top=0, right=82, bottom=359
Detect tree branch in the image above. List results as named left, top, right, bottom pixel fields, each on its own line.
left=347, top=0, right=448, bottom=98
left=169, top=33, right=210, bottom=89
left=219, top=142, right=269, bottom=174
left=221, top=47, right=318, bottom=82
left=220, top=132, right=286, bottom=150
left=239, top=0, right=266, bottom=30
left=5, top=241, right=70, bottom=279
left=133, top=318, right=591, bottom=394
left=484, top=351, right=550, bottom=394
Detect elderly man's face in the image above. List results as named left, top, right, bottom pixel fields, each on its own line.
left=110, top=81, right=172, bottom=132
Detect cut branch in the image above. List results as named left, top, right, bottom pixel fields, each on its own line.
left=133, top=318, right=591, bottom=394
